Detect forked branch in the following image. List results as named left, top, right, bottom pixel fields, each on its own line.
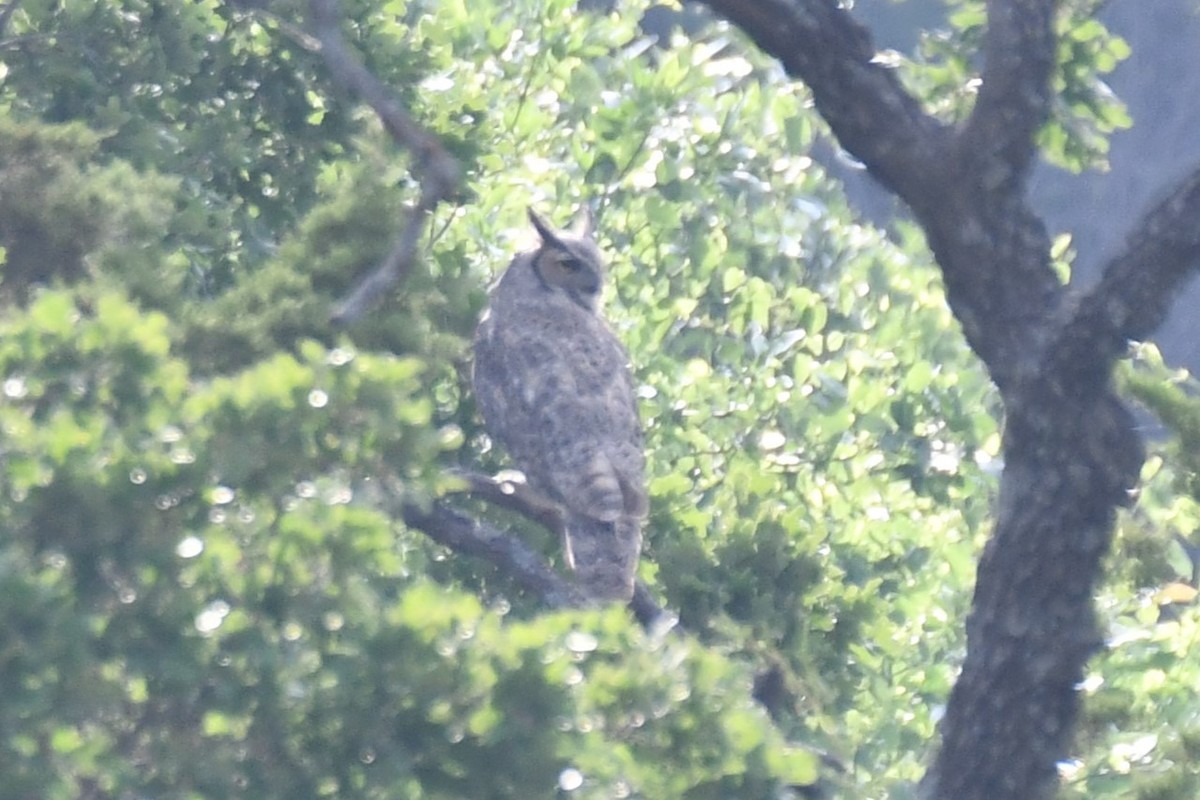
left=698, top=3, right=1197, bottom=800
left=308, top=0, right=460, bottom=323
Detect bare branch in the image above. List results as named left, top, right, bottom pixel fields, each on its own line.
left=697, top=0, right=1062, bottom=389
left=401, top=502, right=591, bottom=610
left=698, top=0, right=949, bottom=205
left=308, top=0, right=455, bottom=183
left=1054, top=164, right=1200, bottom=372
left=959, top=0, right=1058, bottom=187
left=446, top=470, right=568, bottom=535
left=307, top=0, right=460, bottom=323
left=329, top=195, right=435, bottom=323
left=443, top=470, right=673, bottom=625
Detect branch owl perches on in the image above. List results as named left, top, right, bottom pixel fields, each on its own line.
left=472, top=208, right=648, bottom=603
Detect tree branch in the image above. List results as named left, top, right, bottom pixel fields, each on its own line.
left=401, top=502, right=591, bottom=609
left=699, top=0, right=949, bottom=204
left=909, top=0, right=1061, bottom=390
left=1054, top=164, right=1200, bottom=373
left=959, top=0, right=1058, bottom=188
left=699, top=0, right=1062, bottom=389
left=307, top=0, right=460, bottom=323
left=447, top=469, right=568, bottom=536
left=330, top=203, right=438, bottom=323
left=440, top=470, right=673, bottom=625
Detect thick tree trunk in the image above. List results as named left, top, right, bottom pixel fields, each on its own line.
left=700, top=2, right=1200, bottom=798
left=926, top=388, right=1141, bottom=797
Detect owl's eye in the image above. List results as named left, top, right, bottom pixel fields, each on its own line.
left=559, top=256, right=584, bottom=273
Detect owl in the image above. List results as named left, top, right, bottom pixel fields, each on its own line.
left=472, top=208, right=647, bottom=603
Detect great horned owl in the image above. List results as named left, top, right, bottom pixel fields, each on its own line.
left=472, top=208, right=647, bottom=603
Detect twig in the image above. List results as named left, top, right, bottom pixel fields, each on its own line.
left=307, top=0, right=460, bottom=323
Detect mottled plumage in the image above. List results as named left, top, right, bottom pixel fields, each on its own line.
left=472, top=209, right=646, bottom=602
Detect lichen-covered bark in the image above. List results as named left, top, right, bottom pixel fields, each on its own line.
left=700, top=2, right=1200, bottom=799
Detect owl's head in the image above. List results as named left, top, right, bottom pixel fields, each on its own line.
left=528, top=207, right=606, bottom=312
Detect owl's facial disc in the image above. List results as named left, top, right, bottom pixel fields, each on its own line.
left=526, top=209, right=606, bottom=311
left=551, top=249, right=600, bottom=294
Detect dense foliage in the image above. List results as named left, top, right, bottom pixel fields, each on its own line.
left=0, top=1, right=1196, bottom=798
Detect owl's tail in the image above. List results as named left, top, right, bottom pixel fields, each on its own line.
left=566, top=513, right=643, bottom=603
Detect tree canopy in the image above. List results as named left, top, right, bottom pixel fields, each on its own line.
left=2, top=1, right=1200, bottom=799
